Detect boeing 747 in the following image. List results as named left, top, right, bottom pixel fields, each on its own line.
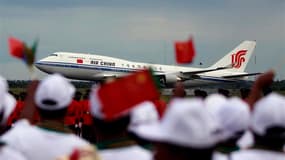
left=35, top=40, right=260, bottom=88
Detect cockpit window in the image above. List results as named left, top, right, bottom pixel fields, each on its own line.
left=49, top=53, right=58, bottom=56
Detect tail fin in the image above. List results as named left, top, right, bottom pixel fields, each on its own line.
left=210, top=40, right=256, bottom=72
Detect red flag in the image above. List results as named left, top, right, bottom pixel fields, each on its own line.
left=174, top=37, right=196, bottom=64
left=8, top=36, right=38, bottom=67
left=70, top=149, right=80, bottom=160
left=6, top=101, right=24, bottom=126
left=93, top=69, right=160, bottom=120
left=64, top=100, right=82, bottom=125
left=8, top=37, right=25, bottom=59
left=152, top=99, right=167, bottom=118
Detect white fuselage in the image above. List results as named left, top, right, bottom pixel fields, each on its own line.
left=35, top=52, right=247, bottom=88
left=36, top=41, right=258, bottom=88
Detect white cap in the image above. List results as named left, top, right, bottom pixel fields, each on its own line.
left=0, top=75, right=16, bottom=125
left=128, top=101, right=159, bottom=132
left=214, top=97, right=250, bottom=140
left=252, top=93, right=285, bottom=136
left=134, top=98, right=219, bottom=148
left=0, top=76, right=8, bottom=107
left=35, top=74, right=75, bottom=110
left=205, top=94, right=227, bottom=118
left=1, top=94, right=16, bottom=125
left=89, top=86, right=104, bottom=119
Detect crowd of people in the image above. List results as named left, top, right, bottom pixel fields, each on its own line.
left=0, top=70, right=284, bottom=160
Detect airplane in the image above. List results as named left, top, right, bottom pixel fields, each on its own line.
left=35, top=40, right=260, bottom=88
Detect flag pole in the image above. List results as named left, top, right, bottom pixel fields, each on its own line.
left=28, top=65, right=36, bottom=80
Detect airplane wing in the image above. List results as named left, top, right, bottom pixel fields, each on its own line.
left=154, top=65, right=235, bottom=87
left=176, top=65, right=233, bottom=80
left=177, top=72, right=261, bottom=82
left=222, top=72, right=261, bottom=78
left=180, top=63, right=233, bottom=76
left=181, top=66, right=230, bottom=75
left=155, top=64, right=233, bottom=77
left=193, top=75, right=242, bottom=82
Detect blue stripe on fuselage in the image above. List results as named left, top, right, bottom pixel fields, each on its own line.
left=36, top=61, right=163, bottom=73
left=36, top=61, right=239, bottom=83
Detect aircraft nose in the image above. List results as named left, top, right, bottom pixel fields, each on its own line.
left=34, top=60, right=50, bottom=74
left=34, top=61, right=40, bottom=69
left=34, top=60, right=46, bottom=71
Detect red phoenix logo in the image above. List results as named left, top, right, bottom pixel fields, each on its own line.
left=231, top=50, right=247, bottom=68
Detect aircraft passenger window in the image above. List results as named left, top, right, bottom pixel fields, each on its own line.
left=159, top=67, right=162, bottom=70
left=138, top=65, right=141, bottom=68
left=127, top=64, right=129, bottom=67
left=132, top=65, right=135, bottom=68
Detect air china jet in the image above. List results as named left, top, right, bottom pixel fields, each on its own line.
left=35, top=40, right=260, bottom=88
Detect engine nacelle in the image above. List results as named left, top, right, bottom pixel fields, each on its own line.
left=157, top=74, right=180, bottom=88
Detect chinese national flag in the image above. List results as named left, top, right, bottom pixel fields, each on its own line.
left=174, top=37, right=196, bottom=64
left=93, top=69, right=160, bottom=120
left=152, top=99, right=167, bottom=118
left=77, top=59, right=83, bottom=64
left=8, top=37, right=25, bottom=59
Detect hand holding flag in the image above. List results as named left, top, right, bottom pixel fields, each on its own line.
left=174, top=37, right=196, bottom=64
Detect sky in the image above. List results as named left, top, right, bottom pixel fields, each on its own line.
left=0, top=0, right=284, bottom=80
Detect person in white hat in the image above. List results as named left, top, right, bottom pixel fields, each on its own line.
left=206, top=95, right=251, bottom=160
left=55, top=145, right=102, bottom=160
left=231, top=93, right=285, bottom=160
left=0, top=75, right=17, bottom=133
left=0, top=75, right=27, bottom=160
left=236, top=70, right=276, bottom=151
left=0, top=74, right=94, bottom=160
left=128, top=101, right=160, bottom=150
left=89, top=88, right=154, bottom=160
left=134, top=98, right=220, bottom=160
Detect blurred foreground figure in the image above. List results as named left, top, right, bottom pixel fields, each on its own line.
left=240, top=88, right=251, bottom=100
left=89, top=87, right=153, bottom=160
left=232, top=93, right=285, bottom=160
left=194, top=89, right=208, bottom=99
left=0, top=76, right=17, bottom=134
left=217, top=88, right=230, bottom=98
left=245, top=70, right=275, bottom=110
left=205, top=94, right=251, bottom=160
left=0, top=75, right=27, bottom=159
left=0, top=74, right=96, bottom=160
left=87, top=69, right=161, bottom=160
left=128, top=101, right=160, bottom=150
left=134, top=98, right=220, bottom=160
left=56, top=145, right=101, bottom=160
left=172, top=81, right=186, bottom=98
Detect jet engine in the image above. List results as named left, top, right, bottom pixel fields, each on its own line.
left=156, top=74, right=181, bottom=88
